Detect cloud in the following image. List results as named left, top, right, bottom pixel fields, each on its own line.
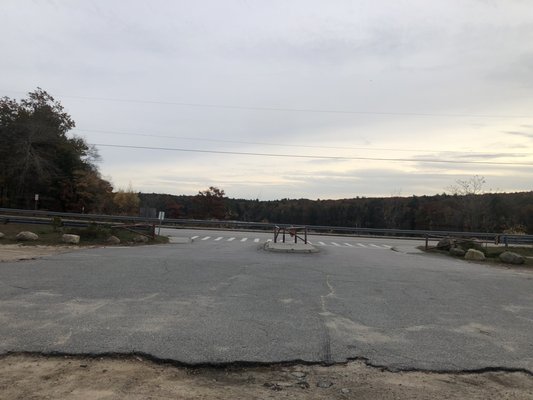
left=2, top=1, right=533, bottom=199
left=505, top=131, right=533, bottom=140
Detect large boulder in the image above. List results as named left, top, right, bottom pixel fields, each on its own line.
left=436, top=237, right=454, bottom=250
left=449, top=247, right=465, bottom=257
left=457, top=238, right=484, bottom=252
left=16, top=231, right=39, bottom=241
left=62, top=234, right=80, bottom=244
left=499, top=251, right=525, bottom=265
left=133, top=235, right=149, bottom=243
left=106, top=235, right=121, bottom=244
left=464, top=249, right=485, bottom=261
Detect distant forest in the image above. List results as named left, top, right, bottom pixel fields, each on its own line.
left=139, top=191, right=533, bottom=234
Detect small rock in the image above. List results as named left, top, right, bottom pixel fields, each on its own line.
left=297, top=381, right=310, bottom=389
left=263, top=382, right=282, bottom=391
left=62, top=234, right=80, bottom=244
left=16, top=231, right=38, bottom=241
left=106, top=235, right=121, bottom=244
left=317, top=380, right=333, bottom=388
left=341, top=388, right=350, bottom=394
left=464, top=249, right=485, bottom=261
left=449, top=247, right=465, bottom=257
left=0, top=232, right=5, bottom=239
left=133, top=235, right=149, bottom=243
left=436, top=237, right=454, bottom=250
left=499, top=251, right=525, bottom=265
left=291, top=371, right=307, bottom=379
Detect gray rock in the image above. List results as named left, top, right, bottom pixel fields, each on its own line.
left=499, top=251, right=525, bottom=265
left=16, top=231, right=38, bottom=241
left=291, top=371, right=307, bottom=379
left=340, top=388, right=350, bottom=394
left=436, top=237, right=454, bottom=250
left=0, top=232, right=4, bottom=239
left=62, top=234, right=80, bottom=244
left=106, top=235, right=121, bottom=244
left=133, top=235, right=149, bottom=243
left=464, top=249, right=485, bottom=261
left=316, top=380, right=333, bottom=388
left=449, top=247, right=465, bottom=257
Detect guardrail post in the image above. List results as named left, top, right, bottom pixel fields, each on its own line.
left=425, top=235, right=429, bottom=250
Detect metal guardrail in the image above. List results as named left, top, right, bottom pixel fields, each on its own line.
left=498, top=235, right=533, bottom=247
left=1, top=207, right=533, bottom=244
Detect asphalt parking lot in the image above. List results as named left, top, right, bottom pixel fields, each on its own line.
left=1, top=229, right=532, bottom=373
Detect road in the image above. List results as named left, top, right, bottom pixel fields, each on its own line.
left=0, top=228, right=532, bottom=372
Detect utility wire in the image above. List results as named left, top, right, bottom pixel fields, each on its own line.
left=3, top=89, right=531, bottom=119
left=74, top=128, right=533, bottom=157
left=91, top=143, right=533, bottom=166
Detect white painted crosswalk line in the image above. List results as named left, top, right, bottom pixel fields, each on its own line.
left=331, top=242, right=342, bottom=247
left=240, top=238, right=248, bottom=242
left=201, top=236, right=211, bottom=241
left=318, top=241, right=326, bottom=246
left=254, top=238, right=260, bottom=243
left=357, top=243, right=366, bottom=247
left=227, top=237, right=236, bottom=241
left=369, top=244, right=381, bottom=248
left=382, top=244, right=392, bottom=249
left=214, top=237, right=223, bottom=241
left=191, top=236, right=199, bottom=240
left=343, top=243, right=354, bottom=247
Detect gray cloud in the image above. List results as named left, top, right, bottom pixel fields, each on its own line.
left=505, top=131, right=533, bottom=140
left=1, top=0, right=533, bottom=199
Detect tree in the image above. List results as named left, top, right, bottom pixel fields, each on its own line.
left=0, top=88, right=112, bottom=210
left=113, top=184, right=140, bottom=215
left=446, top=175, right=487, bottom=231
left=193, top=186, right=226, bottom=219
left=446, top=175, right=486, bottom=196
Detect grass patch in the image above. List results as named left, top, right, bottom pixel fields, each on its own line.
left=0, top=222, right=168, bottom=246
left=484, top=245, right=533, bottom=258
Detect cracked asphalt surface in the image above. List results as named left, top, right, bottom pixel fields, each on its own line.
left=1, top=229, right=532, bottom=373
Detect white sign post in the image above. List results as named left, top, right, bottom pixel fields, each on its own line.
left=157, top=211, right=165, bottom=236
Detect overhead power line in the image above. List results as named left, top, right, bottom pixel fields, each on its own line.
left=91, top=143, right=533, bottom=166
left=3, top=89, right=531, bottom=119
left=74, top=128, right=533, bottom=157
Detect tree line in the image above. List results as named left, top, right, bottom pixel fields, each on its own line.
left=140, top=190, right=533, bottom=234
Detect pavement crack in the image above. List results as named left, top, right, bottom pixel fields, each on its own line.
left=2, top=351, right=532, bottom=376
left=318, top=274, right=336, bottom=365
left=0, top=280, right=30, bottom=290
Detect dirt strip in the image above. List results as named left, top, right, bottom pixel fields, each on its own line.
left=1, top=354, right=532, bottom=400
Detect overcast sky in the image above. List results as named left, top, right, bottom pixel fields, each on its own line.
left=2, top=0, right=532, bottom=200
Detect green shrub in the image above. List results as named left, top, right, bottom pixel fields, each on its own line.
left=51, top=216, right=63, bottom=232
left=68, top=223, right=111, bottom=239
